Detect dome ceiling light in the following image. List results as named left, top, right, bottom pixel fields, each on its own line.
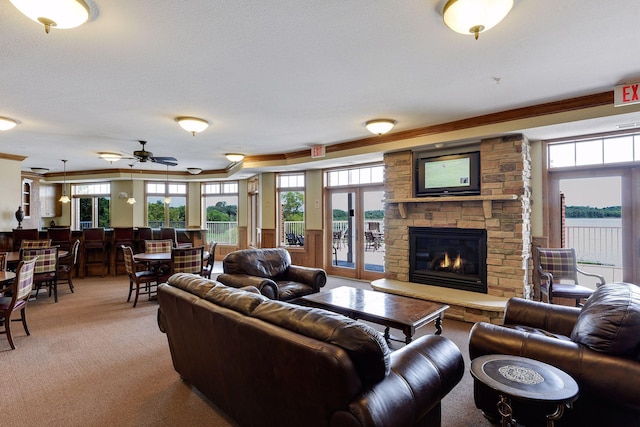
left=99, top=152, right=122, bottom=163
left=365, top=119, right=396, bottom=136
left=176, top=116, right=210, bottom=136
left=187, top=168, right=202, bottom=175
left=10, top=0, right=90, bottom=34
left=0, top=116, right=18, bottom=131
left=225, top=153, right=244, bottom=163
left=443, top=0, right=513, bottom=40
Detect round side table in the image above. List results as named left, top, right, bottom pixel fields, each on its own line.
left=470, top=355, right=579, bottom=427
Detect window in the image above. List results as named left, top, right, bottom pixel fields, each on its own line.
left=277, top=173, right=305, bottom=246
left=325, top=164, right=384, bottom=187
left=548, top=133, right=640, bottom=169
left=202, top=182, right=239, bottom=244
left=72, top=183, right=111, bottom=229
left=146, top=182, right=187, bottom=228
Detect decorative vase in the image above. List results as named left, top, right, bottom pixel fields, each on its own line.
left=15, top=206, right=24, bottom=229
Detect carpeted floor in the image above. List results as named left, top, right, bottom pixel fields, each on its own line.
left=0, top=271, right=493, bottom=427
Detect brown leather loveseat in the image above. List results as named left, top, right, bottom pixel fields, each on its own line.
left=217, top=247, right=327, bottom=300
left=468, top=282, right=640, bottom=427
left=157, top=273, right=464, bottom=427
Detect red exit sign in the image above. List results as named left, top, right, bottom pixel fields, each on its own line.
left=614, top=83, right=640, bottom=107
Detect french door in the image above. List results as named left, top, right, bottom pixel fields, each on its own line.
left=326, top=187, right=385, bottom=280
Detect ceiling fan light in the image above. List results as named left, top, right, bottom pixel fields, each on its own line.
left=99, top=152, right=122, bottom=163
left=365, top=119, right=396, bottom=136
left=187, top=167, right=203, bottom=175
left=0, top=116, right=18, bottom=131
left=443, top=0, right=513, bottom=39
left=225, top=153, right=244, bottom=163
left=10, top=0, right=90, bottom=33
left=176, top=116, right=210, bottom=136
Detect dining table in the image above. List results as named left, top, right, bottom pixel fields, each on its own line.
left=0, top=270, right=17, bottom=284
left=6, top=250, right=69, bottom=266
left=133, top=251, right=209, bottom=264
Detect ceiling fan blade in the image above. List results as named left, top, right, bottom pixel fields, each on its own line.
left=152, top=157, right=178, bottom=166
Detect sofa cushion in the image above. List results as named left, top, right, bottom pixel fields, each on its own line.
left=223, top=248, right=291, bottom=278
left=251, top=299, right=391, bottom=384
left=167, top=272, right=221, bottom=298
left=570, top=282, right=640, bottom=360
left=204, top=284, right=269, bottom=316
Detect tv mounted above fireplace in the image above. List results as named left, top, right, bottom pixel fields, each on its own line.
left=415, top=151, right=480, bottom=197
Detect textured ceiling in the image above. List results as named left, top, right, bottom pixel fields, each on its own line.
left=1, top=0, right=640, bottom=175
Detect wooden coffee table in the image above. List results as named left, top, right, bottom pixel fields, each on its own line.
left=296, top=286, right=448, bottom=344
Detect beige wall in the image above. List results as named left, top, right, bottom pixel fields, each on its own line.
left=0, top=158, right=23, bottom=230
left=305, top=169, right=323, bottom=230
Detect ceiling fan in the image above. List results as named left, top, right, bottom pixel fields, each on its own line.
left=132, top=140, right=178, bottom=166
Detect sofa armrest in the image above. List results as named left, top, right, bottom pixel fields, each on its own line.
left=287, top=265, right=327, bottom=292
left=468, top=321, right=640, bottom=412
left=504, top=297, right=580, bottom=336
left=217, top=273, right=279, bottom=299
left=331, top=335, right=464, bottom=427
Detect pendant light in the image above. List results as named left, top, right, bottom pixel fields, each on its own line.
left=127, top=164, right=136, bottom=205
left=164, top=165, right=171, bottom=204
left=59, top=160, right=70, bottom=203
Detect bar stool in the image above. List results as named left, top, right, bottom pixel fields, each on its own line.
left=83, top=228, right=109, bottom=277
left=12, top=228, right=39, bottom=251
left=47, top=227, right=72, bottom=252
left=136, top=227, right=153, bottom=253
left=112, top=227, right=134, bottom=275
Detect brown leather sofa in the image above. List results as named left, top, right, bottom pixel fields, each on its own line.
left=157, top=273, right=464, bottom=427
left=217, top=248, right=327, bottom=300
left=468, top=282, right=640, bottom=427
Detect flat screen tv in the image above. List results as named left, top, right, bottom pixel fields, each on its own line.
left=415, top=151, right=480, bottom=196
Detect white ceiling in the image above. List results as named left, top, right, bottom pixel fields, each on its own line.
left=2, top=0, right=640, bottom=175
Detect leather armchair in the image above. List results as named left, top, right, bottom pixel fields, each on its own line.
left=217, top=248, right=326, bottom=301
left=468, top=283, right=640, bottom=427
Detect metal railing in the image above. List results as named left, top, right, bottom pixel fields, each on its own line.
left=205, top=221, right=238, bottom=244
left=565, top=225, right=622, bottom=266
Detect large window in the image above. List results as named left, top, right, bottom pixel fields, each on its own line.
left=202, top=181, right=238, bottom=244
left=277, top=173, right=305, bottom=246
left=325, top=164, right=384, bottom=187
left=146, top=182, right=187, bottom=228
left=72, top=183, right=111, bottom=229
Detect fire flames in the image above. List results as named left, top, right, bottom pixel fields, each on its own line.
left=440, top=252, right=463, bottom=272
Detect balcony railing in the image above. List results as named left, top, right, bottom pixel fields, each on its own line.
left=205, top=221, right=238, bottom=244
left=565, top=225, right=621, bottom=266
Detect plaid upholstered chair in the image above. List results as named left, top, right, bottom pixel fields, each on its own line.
left=0, top=257, right=37, bottom=349
left=144, top=239, right=173, bottom=254
left=171, top=246, right=204, bottom=275
left=536, top=247, right=606, bottom=306
left=21, top=247, right=59, bottom=302
left=122, top=246, right=159, bottom=308
left=20, top=239, right=52, bottom=249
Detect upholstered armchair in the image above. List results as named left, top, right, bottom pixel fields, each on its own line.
left=468, top=282, right=640, bottom=427
left=217, top=248, right=327, bottom=301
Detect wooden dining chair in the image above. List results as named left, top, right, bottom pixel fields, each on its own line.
left=171, top=246, right=204, bottom=275
left=144, top=239, right=174, bottom=254
left=201, top=241, right=217, bottom=279
left=0, top=257, right=37, bottom=349
left=57, top=239, right=80, bottom=295
left=122, top=246, right=159, bottom=308
left=21, top=247, right=59, bottom=302
left=20, top=239, right=52, bottom=249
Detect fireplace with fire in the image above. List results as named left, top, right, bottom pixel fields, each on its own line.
left=409, top=227, right=487, bottom=293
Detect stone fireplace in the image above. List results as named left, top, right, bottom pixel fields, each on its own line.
left=383, top=135, right=532, bottom=301
left=409, top=226, right=487, bottom=293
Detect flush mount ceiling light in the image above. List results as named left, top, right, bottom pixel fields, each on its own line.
left=187, top=167, right=202, bottom=175
left=10, top=0, right=90, bottom=34
left=176, top=116, right=210, bottom=136
left=31, top=167, right=49, bottom=174
left=0, top=116, right=18, bottom=131
left=59, top=159, right=70, bottom=203
left=99, top=152, right=122, bottom=163
left=443, top=0, right=513, bottom=40
left=365, top=119, right=396, bottom=136
left=225, top=153, right=245, bottom=163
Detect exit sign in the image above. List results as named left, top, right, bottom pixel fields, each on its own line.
left=311, top=145, right=325, bottom=158
left=614, top=83, right=640, bottom=107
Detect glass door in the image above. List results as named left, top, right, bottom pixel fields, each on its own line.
left=327, top=187, right=385, bottom=280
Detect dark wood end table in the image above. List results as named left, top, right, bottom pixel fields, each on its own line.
left=295, top=286, right=448, bottom=344
left=470, top=355, right=579, bottom=427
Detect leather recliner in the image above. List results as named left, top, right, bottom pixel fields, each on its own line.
left=217, top=248, right=327, bottom=300
left=468, top=282, right=640, bottom=427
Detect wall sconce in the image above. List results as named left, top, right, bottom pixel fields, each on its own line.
left=443, top=0, right=513, bottom=40
left=365, top=119, right=396, bottom=136
left=0, top=116, right=18, bottom=131
left=225, top=153, right=244, bottom=163
left=176, top=116, right=210, bottom=136
left=9, top=0, right=90, bottom=34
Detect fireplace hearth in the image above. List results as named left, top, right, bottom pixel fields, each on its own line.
left=409, top=227, right=487, bottom=293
